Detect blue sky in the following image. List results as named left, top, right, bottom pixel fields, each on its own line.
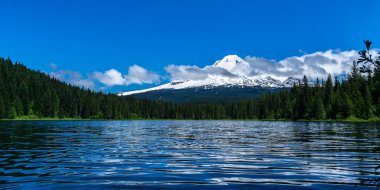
left=0, top=0, right=379, bottom=92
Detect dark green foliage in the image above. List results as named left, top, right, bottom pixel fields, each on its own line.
left=8, top=106, right=17, bottom=119
left=129, top=87, right=283, bottom=103
left=14, top=96, right=23, bottom=116
left=323, top=74, right=333, bottom=118
left=310, top=95, right=325, bottom=119
left=358, top=40, right=380, bottom=73
left=0, top=93, right=4, bottom=118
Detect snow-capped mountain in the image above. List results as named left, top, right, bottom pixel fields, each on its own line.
left=283, top=77, right=302, bottom=87
left=213, top=54, right=248, bottom=71
left=119, top=55, right=301, bottom=97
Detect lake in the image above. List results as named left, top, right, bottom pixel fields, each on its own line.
left=0, top=121, right=379, bottom=189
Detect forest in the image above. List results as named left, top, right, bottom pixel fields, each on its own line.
left=0, top=41, right=379, bottom=121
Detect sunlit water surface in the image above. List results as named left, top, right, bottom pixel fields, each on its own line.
left=0, top=121, right=379, bottom=189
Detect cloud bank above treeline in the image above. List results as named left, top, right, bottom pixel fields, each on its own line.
left=48, top=49, right=378, bottom=90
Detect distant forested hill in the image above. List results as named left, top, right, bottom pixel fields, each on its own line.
left=128, top=87, right=286, bottom=103
left=0, top=41, right=379, bottom=120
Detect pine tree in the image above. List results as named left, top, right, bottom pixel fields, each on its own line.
left=324, top=74, right=333, bottom=118
left=310, top=80, right=325, bottom=120
left=334, top=76, right=340, bottom=92
left=340, top=93, right=353, bottom=118
left=8, top=106, right=17, bottom=119
left=14, top=96, right=23, bottom=116
left=302, top=76, right=312, bottom=119
left=310, top=95, right=325, bottom=119
left=349, top=61, right=360, bottom=80
left=0, top=93, right=4, bottom=118
left=361, top=84, right=373, bottom=119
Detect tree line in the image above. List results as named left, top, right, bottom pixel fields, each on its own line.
left=0, top=41, right=379, bottom=120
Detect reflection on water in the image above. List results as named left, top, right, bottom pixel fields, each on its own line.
left=0, top=121, right=379, bottom=189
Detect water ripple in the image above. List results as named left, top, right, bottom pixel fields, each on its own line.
left=0, top=120, right=379, bottom=189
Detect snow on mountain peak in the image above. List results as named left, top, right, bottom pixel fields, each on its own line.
left=119, top=55, right=306, bottom=96
left=213, top=55, right=246, bottom=71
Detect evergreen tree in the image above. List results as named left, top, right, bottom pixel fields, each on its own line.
left=340, top=94, right=353, bottom=118
left=334, top=76, right=340, bottom=92
left=0, top=93, right=4, bottom=118
left=302, top=76, right=311, bottom=119
left=8, top=106, right=17, bottom=119
left=14, top=96, right=23, bottom=116
left=310, top=95, right=325, bottom=119
left=349, top=61, right=360, bottom=80
left=361, top=85, right=373, bottom=119
left=323, top=74, right=333, bottom=118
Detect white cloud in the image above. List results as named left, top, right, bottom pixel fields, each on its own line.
left=165, top=65, right=208, bottom=81
left=164, top=50, right=375, bottom=82
left=91, top=65, right=160, bottom=87
left=92, top=69, right=125, bottom=86
left=274, top=50, right=359, bottom=79
left=50, top=70, right=95, bottom=89
left=164, top=64, right=240, bottom=81
left=124, top=65, right=160, bottom=85
left=45, top=63, right=58, bottom=70
left=49, top=64, right=160, bottom=90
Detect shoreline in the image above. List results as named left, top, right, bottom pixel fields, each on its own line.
left=1, top=117, right=379, bottom=123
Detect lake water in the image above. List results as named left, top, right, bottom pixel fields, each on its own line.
left=0, top=121, right=379, bottom=189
